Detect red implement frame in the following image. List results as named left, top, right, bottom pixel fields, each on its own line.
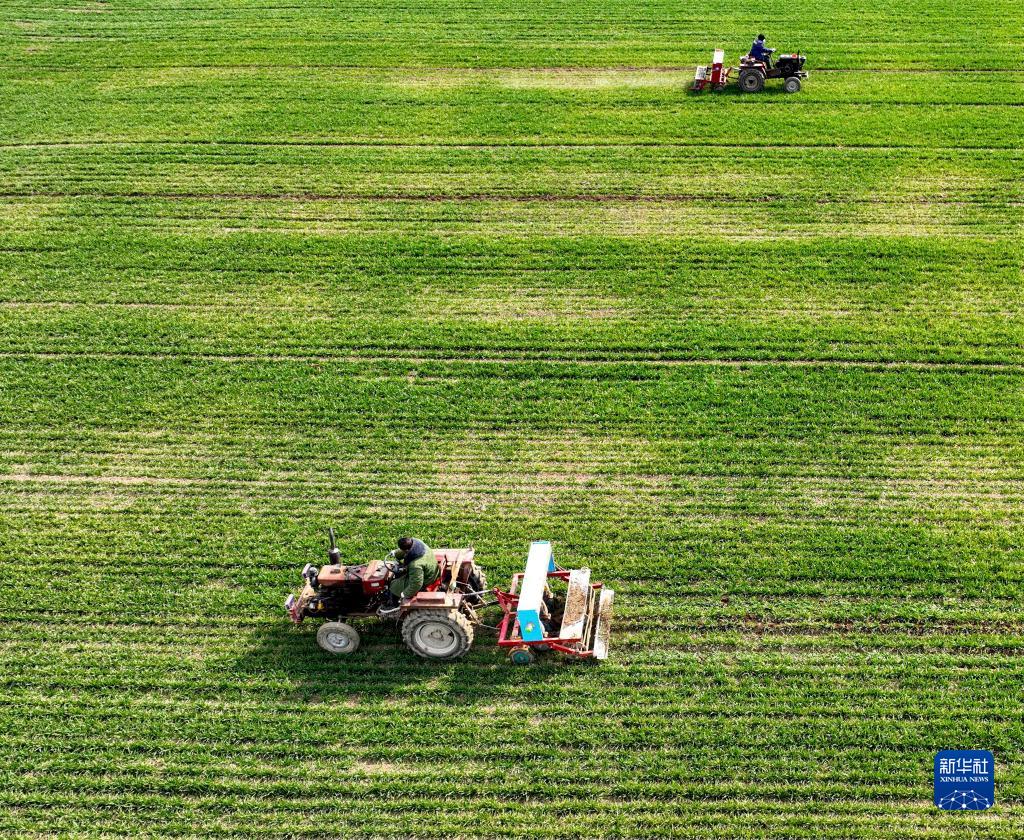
left=693, top=50, right=732, bottom=91
left=495, top=569, right=605, bottom=657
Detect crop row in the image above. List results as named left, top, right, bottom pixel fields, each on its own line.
left=1, top=0, right=1019, bottom=70
left=5, top=84, right=1024, bottom=147
left=2, top=795, right=1010, bottom=840
left=4, top=143, right=1023, bottom=202
left=2, top=238, right=1022, bottom=363
left=3, top=231, right=1018, bottom=316
left=5, top=358, right=1023, bottom=434
left=7, top=67, right=1024, bottom=106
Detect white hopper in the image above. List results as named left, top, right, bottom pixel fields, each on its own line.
left=558, top=567, right=592, bottom=641
left=515, top=540, right=553, bottom=642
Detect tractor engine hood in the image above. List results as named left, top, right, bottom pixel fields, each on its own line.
left=314, top=558, right=392, bottom=595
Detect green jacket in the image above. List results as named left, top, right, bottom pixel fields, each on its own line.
left=390, top=544, right=439, bottom=599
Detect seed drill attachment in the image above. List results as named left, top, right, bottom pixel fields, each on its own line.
left=496, top=541, right=615, bottom=664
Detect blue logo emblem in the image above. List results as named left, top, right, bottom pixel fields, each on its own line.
left=934, top=750, right=994, bottom=810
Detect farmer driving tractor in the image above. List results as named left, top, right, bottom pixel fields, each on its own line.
left=749, top=34, right=774, bottom=66
left=387, top=536, right=439, bottom=602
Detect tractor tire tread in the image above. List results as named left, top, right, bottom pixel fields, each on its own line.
left=739, top=69, right=765, bottom=93
left=316, top=621, right=360, bottom=655
left=401, top=608, right=474, bottom=660
left=467, top=567, right=489, bottom=603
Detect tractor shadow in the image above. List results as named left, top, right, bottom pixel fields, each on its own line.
left=688, top=84, right=795, bottom=99
left=236, top=614, right=589, bottom=705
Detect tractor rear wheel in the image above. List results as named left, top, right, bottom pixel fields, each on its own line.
left=402, top=609, right=474, bottom=660
left=739, top=70, right=765, bottom=93
left=316, top=621, right=360, bottom=655
left=784, top=76, right=802, bottom=93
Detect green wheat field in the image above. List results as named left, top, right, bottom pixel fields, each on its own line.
left=1, top=0, right=1023, bottom=836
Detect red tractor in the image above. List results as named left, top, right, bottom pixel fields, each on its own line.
left=285, top=530, right=489, bottom=660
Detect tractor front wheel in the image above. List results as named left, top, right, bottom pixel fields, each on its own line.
left=784, top=76, right=802, bottom=93
left=402, top=609, right=474, bottom=660
left=316, top=621, right=360, bottom=655
left=739, top=70, right=765, bottom=93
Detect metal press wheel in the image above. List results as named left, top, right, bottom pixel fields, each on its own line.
left=739, top=70, right=765, bottom=93
left=508, top=645, right=536, bottom=666
left=401, top=609, right=474, bottom=660
left=784, top=76, right=802, bottom=93
left=316, top=621, right=360, bottom=655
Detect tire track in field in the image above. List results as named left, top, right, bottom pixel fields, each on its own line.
left=5, top=301, right=1020, bottom=319
left=8, top=63, right=1024, bottom=74
left=2, top=139, right=1022, bottom=152
left=0, top=191, right=1008, bottom=206
left=6, top=470, right=1023, bottom=498
left=1, top=349, right=1020, bottom=371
